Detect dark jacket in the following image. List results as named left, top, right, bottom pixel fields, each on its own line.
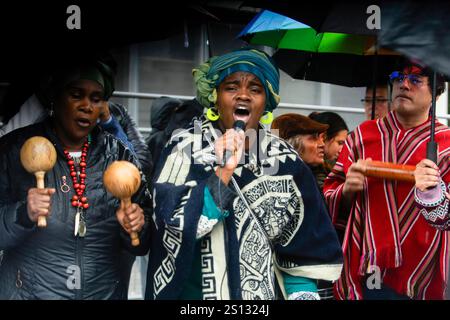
left=106, top=102, right=153, bottom=299
left=0, top=119, right=152, bottom=300
left=146, top=98, right=203, bottom=176
left=109, top=102, right=152, bottom=181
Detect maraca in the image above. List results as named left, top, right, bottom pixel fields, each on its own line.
left=20, top=136, right=57, bottom=227
left=103, top=161, right=141, bottom=246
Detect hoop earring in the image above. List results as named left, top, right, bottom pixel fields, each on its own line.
left=260, top=111, right=273, bottom=125
left=206, top=107, right=220, bottom=121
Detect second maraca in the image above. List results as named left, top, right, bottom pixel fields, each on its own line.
left=103, top=161, right=142, bottom=246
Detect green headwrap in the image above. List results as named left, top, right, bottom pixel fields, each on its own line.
left=45, top=58, right=115, bottom=103
left=192, top=48, right=280, bottom=112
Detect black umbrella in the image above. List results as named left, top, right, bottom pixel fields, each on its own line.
left=379, top=1, right=450, bottom=79
left=272, top=49, right=403, bottom=88
left=379, top=0, right=450, bottom=162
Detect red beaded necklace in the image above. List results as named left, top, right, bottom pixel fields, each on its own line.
left=63, top=139, right=90, bottom=210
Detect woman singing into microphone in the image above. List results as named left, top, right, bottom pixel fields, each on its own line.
left=146, top=48, right=342, bottom=300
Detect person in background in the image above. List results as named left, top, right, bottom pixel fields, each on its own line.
left=308, top=111, right=349, bottom=189
left=272, top=113, right=339, bottom=300
left=146, top=97, right=204, bottom=177
left=309, top=111, right=350, bottom=245
left=271, top=112, right=328, bottom=178
left=99, top=100, right=152, bottom=178
left=97, top=100, right=152, bottom=300
left=362, top=84, right=391, bottom=120
left=0, top=94, right=46, bottom=137
left=146, top=48, right=342, bottom=300
left=145, top=97, right=182, bottom=173
left=324, top=60, right=449, bottom=300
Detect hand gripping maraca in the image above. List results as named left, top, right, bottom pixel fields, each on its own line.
left=103, top=161, right=141, bottom=246
left=20, top=136, right=57, bottom=227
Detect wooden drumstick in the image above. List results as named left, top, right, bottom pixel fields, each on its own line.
left=20, top=136, right=57, bottom=227
left=103, top=161, right=141, bottom=246
left=363, top=160, right=416, bottom=182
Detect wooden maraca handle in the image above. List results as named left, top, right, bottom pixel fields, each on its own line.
left=122, top=198, right=140, bottom=247
left=364, top=160, right=416, bottom=182
left=35, top=171, right=47, bottom=228
left=20, top=136, right=57, bottom=229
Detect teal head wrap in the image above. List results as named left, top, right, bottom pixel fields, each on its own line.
left=193, top=48, right=280, bottom=112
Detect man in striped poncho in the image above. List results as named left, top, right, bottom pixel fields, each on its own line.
left=324, top=60, right=450, bottom=300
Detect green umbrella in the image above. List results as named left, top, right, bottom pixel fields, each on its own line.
left=238, top=9, right=404, bottom=119
left=239, top=9, right=384, bottom=56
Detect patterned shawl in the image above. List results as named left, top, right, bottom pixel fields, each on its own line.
left=146, top=117, right=343, bottom=299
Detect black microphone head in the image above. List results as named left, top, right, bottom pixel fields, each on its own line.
left=233, top=120, right=246, bottom=131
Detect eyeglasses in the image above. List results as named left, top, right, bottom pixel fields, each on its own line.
left=361, top=98, right=389, bottom=104
left=389, top=71, right=426, bottom=87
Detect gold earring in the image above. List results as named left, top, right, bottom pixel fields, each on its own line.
left=260, top=111, right=273, bottom=125
left=206, top=107, right=220, bottom=121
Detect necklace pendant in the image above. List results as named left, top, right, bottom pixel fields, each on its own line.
left=78, top=219, right=86, bottom=237
left=60, top=175, right=70, bottom=193
left=65, top=141, right=90, bottom=238
left=74, top=210, right=80, bottom=236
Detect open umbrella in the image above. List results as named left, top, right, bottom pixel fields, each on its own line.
left=238, top=10, right=403, bottom=86
left=243, top=1, right=380, bottom=36
left=239, top=9, right=387, bottom=59
left=238, top=9, right=405, bottom=119
left=379, top=1, right=450, bottom=162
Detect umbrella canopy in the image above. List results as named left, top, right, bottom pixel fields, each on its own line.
left=378, top=1, right=450, bottom=162
left=273, top=50, right=400, bottom=88
left=238, top=9, right=404, bottom=87
left=239, top=9, right=383, bottom=56
left=379, top=1, right=450, bottom=79
left=243, top=1, right=380, bottom=36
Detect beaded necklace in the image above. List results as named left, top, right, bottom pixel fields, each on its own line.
left=62, top=135, right=91, bottom=237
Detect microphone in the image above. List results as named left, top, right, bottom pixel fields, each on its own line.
left=221, top=120, right=246, bottom=167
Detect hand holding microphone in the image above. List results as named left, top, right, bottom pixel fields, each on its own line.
left=221, top=120, right=246, bottom=167
left=215, top=120, right=246, bottom=184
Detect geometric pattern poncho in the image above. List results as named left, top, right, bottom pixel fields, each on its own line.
left=146, top=117, right=343, bottom=300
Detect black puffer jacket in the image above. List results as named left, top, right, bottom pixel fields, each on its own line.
left=0, top=120, right=152, bottom=300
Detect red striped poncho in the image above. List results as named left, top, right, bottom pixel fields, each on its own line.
left=324, top=111, right=450, bottom=299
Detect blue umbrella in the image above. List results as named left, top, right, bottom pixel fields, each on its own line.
left=238, top=9, right=313, bottom=46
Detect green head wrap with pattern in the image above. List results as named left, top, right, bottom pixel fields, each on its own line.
left=193, top=48, right=280, bottom=112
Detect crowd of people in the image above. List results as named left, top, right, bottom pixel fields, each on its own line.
left=0, top=44, right=449, bottom=301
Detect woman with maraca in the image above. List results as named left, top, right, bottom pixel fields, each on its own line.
left=0, top=53, right=151, bottom=299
